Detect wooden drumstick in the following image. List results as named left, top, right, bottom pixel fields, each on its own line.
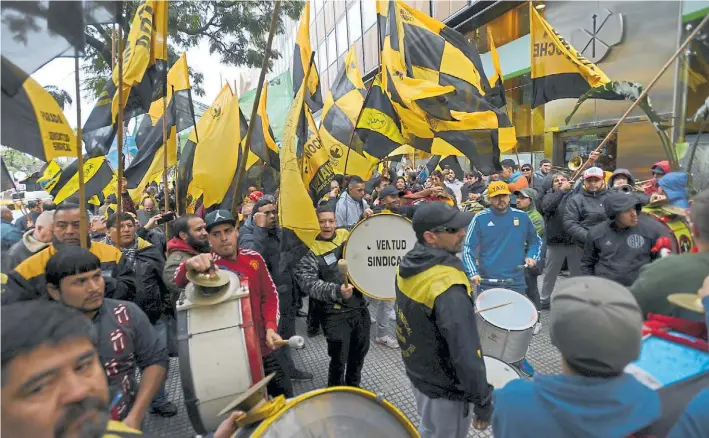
left=475, top=301, right=512, bottom=314
left=274, top=335, right=305, bottom=349
left=337, top=259, right=349, bottom=288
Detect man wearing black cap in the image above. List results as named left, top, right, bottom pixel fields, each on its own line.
left=492, top=277, right=661, bottom=438
left=581, top=192, right=667, bottom=286
left=174, top=210, right=291, bottom=397
left=396, top=202, right=493, bottom=437
left=372, top=185, right=416, bottom=218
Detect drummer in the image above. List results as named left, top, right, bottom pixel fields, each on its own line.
left=396, top=202, right=493, bottom=437
left=294, top=204, right=370, bottom=387
left=174, top=210, right=292, bottom=398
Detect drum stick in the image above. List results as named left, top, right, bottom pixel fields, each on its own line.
left=475, top=301, right=512, bottom=314
left=274, top=335, right=305, bottom=349
left=337, top=259, right=349, bottom=288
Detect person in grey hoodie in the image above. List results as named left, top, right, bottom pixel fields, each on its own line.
left=335, top=175, right=372, bottom=229
left=5, top=210, right=54, bottom=270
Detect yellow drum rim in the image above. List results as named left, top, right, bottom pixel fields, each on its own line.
left=249, top=386, right=419, bottom=437
left=342, top=212, right=413, bottom=301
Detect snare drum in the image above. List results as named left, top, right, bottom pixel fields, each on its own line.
left=177, top=271, right=265, bottom=434
left=236, top=387, right=418, bottom=437
left=344, top=213, right=417, bottom=300
left=643, top=206, right=694, bottom=253
left=484, top=356, right=522, bottom=389
left=475, top=288, right=538, bottom=364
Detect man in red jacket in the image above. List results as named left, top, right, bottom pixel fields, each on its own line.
left=173, top=210, right=292, bottom=397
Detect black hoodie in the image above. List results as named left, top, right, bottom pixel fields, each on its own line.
left=396, top=243, right=492, bottom=417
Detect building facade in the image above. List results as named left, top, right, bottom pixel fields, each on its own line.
left=262, top=0, right=708, bottom=182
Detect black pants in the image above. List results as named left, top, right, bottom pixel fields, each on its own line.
left=321, top=308, right=371, bottom=387
left=525, top=266, right=541, bottom=311
left=307, top=298, right=325, bottom=334
left=263, top=350, right=293, bottom=398
left=278, top=304, right=298, bottom=372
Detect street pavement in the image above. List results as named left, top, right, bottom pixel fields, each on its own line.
left=144, top=280, right=564, bottom=437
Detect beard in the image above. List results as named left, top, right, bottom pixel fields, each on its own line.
left=54, top=397, right=109, bottom=438
left=187, top=234, right=211, bottom=253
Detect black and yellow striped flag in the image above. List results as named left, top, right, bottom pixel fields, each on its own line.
left=83, top=0, right=169, bottom=157
left=47, top=157, right=115, bottom=205
left=124, top=53, right=195, bottom=203
left=297, top=104, right=335, bottom=204
left=319, top=46, right=371, bottom=178
left=487, top=27, right=506, bottom=109
left=426, top=155, right=464, bottom=181
left=530, top=4, right=619, bottom=108
left=249, top=80, right=280, bottom=170
left=292, top=1, right=323, bottom=112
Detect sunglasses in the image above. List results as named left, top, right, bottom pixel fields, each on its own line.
left=522, top=168, right=532, bottom=172
left=431, top=226, right=461, bottom=234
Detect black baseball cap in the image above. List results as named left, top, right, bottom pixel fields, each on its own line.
left=412, top=202, right=474, bottom=236
left=500, top=159, right=516, bottom=168
left=205, top=209, right=236, bottom=231
left=379, top=185, right=405, bottom=199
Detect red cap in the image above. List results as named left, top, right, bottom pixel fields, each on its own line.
left=248, top=191, right=264, bottom=203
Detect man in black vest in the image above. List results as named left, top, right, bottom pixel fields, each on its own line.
left=294, top=204, right=370, bottom=387
left=396, top=202, right=493, bottom=437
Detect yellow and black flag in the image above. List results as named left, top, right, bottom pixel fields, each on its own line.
left=530, top=5, right=619, bottom=108
left=318, top=46, right=371, bottom=178
left=46, top=157, right=115, bottom=205
left=425, top=155, right=464, bottom=181
left=350, top=75, right=407, bottom=170
left=124, top=53, right=195, bottom=203
left=83, top=0, right=169, bottom=157
left=487, top=27, right=506, bottom=109
left=1, top=158, right=15, bottom=192
left=292, top=1, right=323, bottom=112
left=249, top=80, right=280, bottom=170
left=298, top=105, right=335, bottom=204
left=1, top=75, right=77, bottom=162
left=279, top=77, right=321, bottom=276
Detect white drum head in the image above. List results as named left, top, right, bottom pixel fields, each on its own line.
left=344, top=214, right=417, bottom=300
left=476, top=288, right=537, bottom=331
left=483, top=356, right=521, bottom=389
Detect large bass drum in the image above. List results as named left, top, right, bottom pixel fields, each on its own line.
left=343, top=213, right=417, bottom=300
left=177, top=271, right=265, bottom=434
left=236, top=387, right=418, bottom=437
left=642, top=204, right=694, bottom=253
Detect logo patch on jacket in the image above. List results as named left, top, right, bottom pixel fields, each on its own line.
left=249, top=259, right=259, bottom=271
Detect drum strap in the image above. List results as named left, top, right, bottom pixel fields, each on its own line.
left=396, top=266, right=471, bottom=310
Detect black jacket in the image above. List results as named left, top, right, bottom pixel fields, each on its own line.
left=541, top=175, right=575, bottom=245
left=238, top=220, right=295, bottom=314
left=564, top=188, right=609, bottom=247
left=581, top=215, right=666, bottom=286
left=131, top=238, right=170, bottom=323
left=461, top=181, right=486, bottom=202
left=395, top=243, right=493, bottom=420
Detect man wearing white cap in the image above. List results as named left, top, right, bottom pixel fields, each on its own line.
left=563, top=167, right=609, bottom=257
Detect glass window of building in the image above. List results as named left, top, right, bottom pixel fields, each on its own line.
left=318, top=40, right=328, bottom=74
left=327, top=30, right=337, bottom=67
left=336, top=17, right=348, bottom=56
left=347, top=2, right=362, bottom=44
left=362, top=0, right=377, bottom=31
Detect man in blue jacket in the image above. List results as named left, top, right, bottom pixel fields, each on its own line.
left=492, top=276, right=662, bottom=438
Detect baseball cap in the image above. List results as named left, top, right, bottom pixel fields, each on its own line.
left=604, top=192, right=642, bottom=220
left=500, top=159, right=516, bottom=168
left=550, top=276, right=643, bottom=376
left=412, top=202, right=474, bottom=236
left=488, top=181, right=510, bottom=197
left=379, top=185, right=405, bottom=199
left=205, top=209, right=237, bottom=231
left=248, top=191, right=264, bottom=203
left=583, top=167, right=604, bottom=180
left=514, top=188, right=536, bottom=199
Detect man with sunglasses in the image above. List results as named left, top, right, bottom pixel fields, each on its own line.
left=396, top=202, right=493, bottom=438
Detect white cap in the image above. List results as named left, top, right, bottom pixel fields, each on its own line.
left=583, top=167, right=604, bottom=180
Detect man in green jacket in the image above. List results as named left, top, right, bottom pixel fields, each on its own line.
left=630, top=189, right=709, bottom=318
left=516, top=188, right=544, bottom=334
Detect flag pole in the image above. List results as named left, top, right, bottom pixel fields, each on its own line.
left=571, top=13, right=709, bottom=180
left=230, top=0, right=281, bottom=216
left=115, top=11, right=124, bottom=249
left=74, top=56, right=88, bottom=249
left=162, top=40, right=170, bottom=226
left=342, top=77, right=376, bottom=176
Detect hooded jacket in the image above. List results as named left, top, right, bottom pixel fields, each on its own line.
left=541, top=174, right=576, bottom=245
left=493, top=373, right=661, bottom=438
left=5, top=228, right=50, bottom=270
left=658, top=172, right=690, bottom=209
left=564, top=185, right=609, bottom=247
left=581, top=194, right=667, bottom=286
left=163, top=237, right=201, bottom=308
left=518, top=188, right=544, bottom=236
left=395, top=242, right=493, bottom=418
left=644, top=161, right=671, bottom=195
left=1, top=220, right=23, bottom=253
left=608, top=168, right=635, bottom=187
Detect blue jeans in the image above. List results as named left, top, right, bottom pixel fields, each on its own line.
left=150, top=318, right=170, bottom=409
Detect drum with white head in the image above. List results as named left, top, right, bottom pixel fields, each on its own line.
left=235, top=387, right=418, bottom=437
left=484, top=356, right=522, bottom=389
left=177, top=270, right=265, bottom=434
left=475, top=288, right=538, bottom=364
left=343, top=213, right=417, bottom=300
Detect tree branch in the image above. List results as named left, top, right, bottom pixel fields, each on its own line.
left=85, top=32, right=112, bottom=67
left=92, top=23, right=111, bottom=41
left=177, top=3, right=218, bottom=36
